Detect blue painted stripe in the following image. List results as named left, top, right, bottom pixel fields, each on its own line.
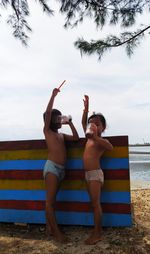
left=0, top=158, right=129, bottom=170
left=0, top=209, right=132, bottom=226
left=101, top=191, right=131, bottom=203
left=0, top=190, right=131, bottom=203
left=66, top=158, right=129, bottom=169
left=0, top=190, right=46, bottom=200
left=0, top=160, right=46, bottom=170
left=56, top=212, right=132, bottom=227
left=101, top=158, right=129, bottom=169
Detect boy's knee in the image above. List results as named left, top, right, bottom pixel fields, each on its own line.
left=91, top=201, right=100, bottom=209
left=46, top=200, right=55, bottom=208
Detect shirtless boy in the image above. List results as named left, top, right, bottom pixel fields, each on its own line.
left=43, top=88, right=79, bottom=243
left=82, top=95, right=113, bottom=245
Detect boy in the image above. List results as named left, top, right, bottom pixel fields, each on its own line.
left=82, top=95, right=113, bottom=245
left=43, top=88, right=79, bottom=243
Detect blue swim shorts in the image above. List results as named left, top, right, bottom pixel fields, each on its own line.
left=43, top=160, right=65, bottom=181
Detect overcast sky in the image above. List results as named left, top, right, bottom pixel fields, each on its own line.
left=0, top=1, right=150, bottom=144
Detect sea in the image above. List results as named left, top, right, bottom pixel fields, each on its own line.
left=129, top=146, right=150, bottom=189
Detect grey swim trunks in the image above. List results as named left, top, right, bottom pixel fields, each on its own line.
left=85, top=169, right=104, bottom=184
left=43, top=160, right=65, bottom=181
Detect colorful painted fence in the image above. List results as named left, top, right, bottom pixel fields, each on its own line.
left=0, top=136, right=132, bottom=227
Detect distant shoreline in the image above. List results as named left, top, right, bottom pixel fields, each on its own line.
left=129, top=144, right=150, bottom=147
left=129, top=151, right=150, bottom=154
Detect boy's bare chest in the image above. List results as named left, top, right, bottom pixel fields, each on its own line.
left=46, top=132, right=64, bottom=147
left=86, top=140, right=104, bottom=154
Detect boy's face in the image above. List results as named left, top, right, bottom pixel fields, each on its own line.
left=51, top=114, right=62, bottom=130
left=89, top=116, right=104, bottom=135
left=89, top=122, right=97, bottom=135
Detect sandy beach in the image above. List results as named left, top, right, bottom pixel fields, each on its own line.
left=0, top=187, right=150, bottom=254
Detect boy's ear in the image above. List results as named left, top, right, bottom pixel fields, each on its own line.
left=102, top=126, right=105, bottom=132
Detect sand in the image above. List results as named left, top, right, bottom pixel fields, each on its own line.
left=0, top=188, right=150, bottom=254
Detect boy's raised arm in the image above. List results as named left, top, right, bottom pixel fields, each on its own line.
left=82, top=95, right=89, bottom=133
left=43, top=88, right=59, bottom=132
left=63, top=120, right=79, bottom=141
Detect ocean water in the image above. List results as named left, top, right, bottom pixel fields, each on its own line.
left=129, top=146, right=150, bottom=188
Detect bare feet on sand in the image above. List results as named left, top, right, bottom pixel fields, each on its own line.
left=46, top=224, right=69, bottom=243
left=46, top=225, right=53, bottom=238
left=84, top=232, right=103, bottom=245
left=53, top=231, right=69, bottom=243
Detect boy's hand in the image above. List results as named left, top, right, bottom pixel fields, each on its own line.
left=52, top=88, right=60, bottom=97
left=61, top=116, right=72, bottom=125
left=83, top=95, right=89, bottom=111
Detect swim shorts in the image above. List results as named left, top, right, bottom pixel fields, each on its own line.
left=85, top=169, right=104, bottom=184
left=43, top=160, right=65, bottom=181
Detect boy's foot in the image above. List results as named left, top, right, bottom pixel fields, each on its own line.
left=53, top=231, right=69, bottom=243
left=84, top=232, right=102, bottom=245
left=46, top=225, right=53, bottom=236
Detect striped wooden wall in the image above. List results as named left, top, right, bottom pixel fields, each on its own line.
left=0, top=136, right=132, bottom=227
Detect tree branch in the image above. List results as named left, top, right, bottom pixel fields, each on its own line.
left=113, top=25, right=150, bottom=47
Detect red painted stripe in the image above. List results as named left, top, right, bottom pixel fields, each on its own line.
left=66, top=136, right=128, bottom=147
left=0, top=169, right=129, bottom=180
left=65, top=139, right=86, bottom=148
left=0, top=140, right=47, bottom=151
left=0, top=136, right=128, bottom=151
left=55, top=202, right=131, bottom=214
left=105, top=136, right=128, bottom=146
left=104, top=170, right=129, bottom=180
left=66, top=170, right=129, bottom=180
left=65, top=170, right=84, bottom=180
left=0, top=200, right=131, bottom=214
left=0, top=170, right=43, bottom=180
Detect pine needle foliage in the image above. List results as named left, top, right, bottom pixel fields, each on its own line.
left=0, top=0, right=150, bottom=58
left=58, top=0, right=150, bottom=59
left=0, top=0, right=53, bottom=45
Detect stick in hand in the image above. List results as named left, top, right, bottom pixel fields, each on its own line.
left=58, top=80, right=66, bottom=90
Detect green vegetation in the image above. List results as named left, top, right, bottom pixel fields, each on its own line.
left=0, top=1, right=150, bottom=59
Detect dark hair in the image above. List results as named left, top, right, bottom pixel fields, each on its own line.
left=43, top=109, right=62, bottom=131
left=88, top=113, right=106, bottom=129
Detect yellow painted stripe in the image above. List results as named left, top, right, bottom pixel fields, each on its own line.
left=67, top=148, right=83, bottom=158
left=0, top=149, right=48, bottom=160
left=104, top=147, right=128, bottom=158
left=0, top=146, right=128, bottom=160
left=103, top=180, right=130, bottom=191
left=60, top=180, right=86, bottom=190
left=0, top=180, right=130, bottom=191
left=0, top=180, right=45, bottom=190
left=60, top=180, right=130, bottom=191
left=67, top=147, right=128, bottom=158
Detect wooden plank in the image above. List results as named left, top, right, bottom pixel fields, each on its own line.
left=0, top=169, right=129, bottom=180
left=0, top=200, right=131, bottom=214
left=0, top=146, right=129, bottom=160
left=0, top=209, right=132, bottom=226
left=0, top=136, right=128, bottom=151
left=0, top=135, right=131, bottom=226
left=0, top=158, right=129, bottom=170
left=0, top=170, right=43, bottom=180
left=0, top=190, right=131, bottom=203
left=0, top=179, right=130, bottom=191
left=0, top=140, right=46, bottom=151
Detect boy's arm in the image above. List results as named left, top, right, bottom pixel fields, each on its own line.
left=63, top=121, right=79, bottom=141
left=94, top=136, right=113, bottom=151
left=82, top=95, right=89, bottom=133
left=43, top=88, right=59, bottom=133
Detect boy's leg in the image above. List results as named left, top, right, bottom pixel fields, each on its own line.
left=45, top=172, right=68, bottom=242
left=85, top=180, right=103, bottom=244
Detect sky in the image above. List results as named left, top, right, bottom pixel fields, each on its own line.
left=0, top=1, right=150, bottom=144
